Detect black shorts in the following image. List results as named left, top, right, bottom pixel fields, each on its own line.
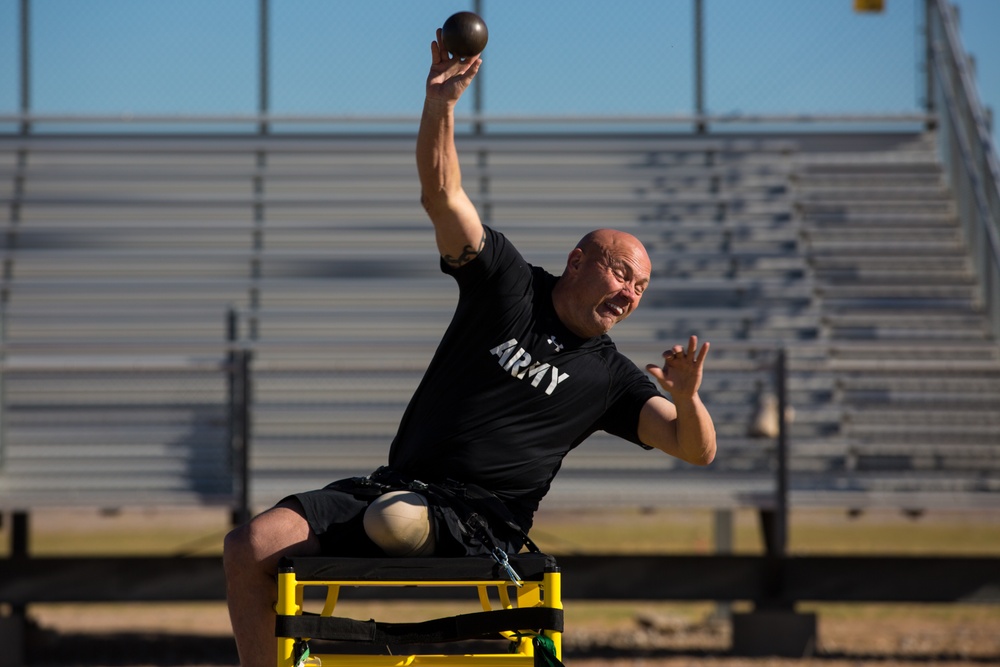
left=285, top=476, right=521, bottom=558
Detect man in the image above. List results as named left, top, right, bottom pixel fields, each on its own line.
left=223, top=29, right=716, bottom=667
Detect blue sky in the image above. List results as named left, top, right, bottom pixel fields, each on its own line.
left=0, top=0, right=996, bottom=135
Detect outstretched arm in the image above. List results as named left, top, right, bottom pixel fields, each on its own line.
left=638, top=335, right=717, bottom=465
left=416, top=29, right=485, bottom=268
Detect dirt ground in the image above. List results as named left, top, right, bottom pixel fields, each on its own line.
left=17, top=597, right=1000, bottom=667
left=7, top=507, right=1000, bottom=667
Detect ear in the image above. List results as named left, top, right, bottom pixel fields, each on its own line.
left=565, top=247, right=584, bottom=274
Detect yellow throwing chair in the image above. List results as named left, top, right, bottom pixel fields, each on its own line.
left=275, top=553, right=563, bottom=667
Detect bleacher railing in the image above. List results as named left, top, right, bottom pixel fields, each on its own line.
left=928, top=0, right=1000, bottom=339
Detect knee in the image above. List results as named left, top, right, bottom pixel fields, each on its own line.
left=222, top=515, right=276, bottom=572
left=224, top=501, right=317, bottom=575
left=223, top=522, right=256, bottom=571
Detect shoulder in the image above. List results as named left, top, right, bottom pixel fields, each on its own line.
left=442, top=226, right=513, bottom=269
left=443, top=226, right=534, bottom=289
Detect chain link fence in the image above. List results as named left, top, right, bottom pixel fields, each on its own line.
left=0, top=0, right=924, bottom=128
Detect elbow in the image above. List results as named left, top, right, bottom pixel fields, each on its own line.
left=687, top=436, right=717, bottom=467
left=689, top=421, right=717, bottom=466
left=650, top=437, right=716, bottom=466
left=694, top=446, right=716, bottom=467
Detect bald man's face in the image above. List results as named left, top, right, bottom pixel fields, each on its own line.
left=559, top=231, right=651, bottom=338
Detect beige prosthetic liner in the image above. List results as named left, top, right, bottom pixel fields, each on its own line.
left=363, top=490, right=437, bottom=556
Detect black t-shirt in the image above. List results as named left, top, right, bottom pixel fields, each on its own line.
left=387, top=226, right=661, bottom=527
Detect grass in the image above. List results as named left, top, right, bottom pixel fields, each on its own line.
left=0, top=506, right=231, bottom=557
left=528, top=506, right=1000, bottom=556
left=3, top=505, right=999, bottom=557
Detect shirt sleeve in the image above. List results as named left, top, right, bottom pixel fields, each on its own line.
left=440, top=225, right=508, bottom=281
left=596, top=358, right=662, bottom=450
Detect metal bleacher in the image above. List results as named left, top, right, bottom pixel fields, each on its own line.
left=793, top=133, right=1000, bottom=509
left=0, top=130, right=998, bottom=516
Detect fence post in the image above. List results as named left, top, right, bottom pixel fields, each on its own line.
left=774, top=346, right=789, bottom=555
left=0, top=296, right=6, bottom=468
left=233, top=348, right=252, bottom=526
left=258, top=0, right=269, bottom=135
left=473, top=0, right=484, bottom=135
left=0, top=511, right=28, bottom=667
left=732, top=347, right=815, bottom=658
left=924, top=0, right=937, bottom=130
left=18, top=0, right=30, bottom=136
left=228, top=309, right=253, bottom=526
left=758, top=347, right=789, bottom=560
left=693, top=0, right=706, bottom=134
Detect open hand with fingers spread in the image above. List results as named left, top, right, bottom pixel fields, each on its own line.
left=645, top=335, right=710, bottom=400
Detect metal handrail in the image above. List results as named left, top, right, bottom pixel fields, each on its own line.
left=928, top=0, right=1000, bottom=339
left=0, top=111, right=933, bottom=129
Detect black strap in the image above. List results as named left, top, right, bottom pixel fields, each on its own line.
left=416, top=479, right=540, bottom=555
left=442, top=480, right=542, bottom=555
left=275, top=607, right=564, bottom=644
left=355, top=467, right=541, bottom=556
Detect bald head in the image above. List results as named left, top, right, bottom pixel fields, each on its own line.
left=553, top=229, right=652, bottom=338
left=573, top=229, right=651, bottom=267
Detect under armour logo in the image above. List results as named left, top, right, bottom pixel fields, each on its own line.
left=546, top=335, right=564, bottom=352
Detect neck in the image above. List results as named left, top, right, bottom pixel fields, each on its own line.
left=551, top=278, right=593, bottom=339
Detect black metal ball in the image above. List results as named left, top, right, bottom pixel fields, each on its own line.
left=441, top=11, right=488, bottom=58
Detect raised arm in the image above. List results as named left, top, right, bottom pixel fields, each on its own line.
left=638, top=335, right=717, bottom=466
left=416, top=29, right=485, bottom=268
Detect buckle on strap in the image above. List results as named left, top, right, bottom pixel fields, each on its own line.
left=491, top=547, right=523, bottom=587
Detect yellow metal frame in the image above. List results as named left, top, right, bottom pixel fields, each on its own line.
left=276, top=558, right=562, bottom=667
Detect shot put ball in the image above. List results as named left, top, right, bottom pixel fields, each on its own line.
left=441, top=11, right=488, bottom=58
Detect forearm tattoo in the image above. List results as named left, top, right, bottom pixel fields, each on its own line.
left=442, top=230, right=486, bottom=268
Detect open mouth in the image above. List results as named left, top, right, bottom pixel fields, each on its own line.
left=602, top=301, right=625, bottom=318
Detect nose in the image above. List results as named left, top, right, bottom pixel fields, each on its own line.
left=613, top=288, right=638, bottom=316
left=620, top=281, right=640, bottom=301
